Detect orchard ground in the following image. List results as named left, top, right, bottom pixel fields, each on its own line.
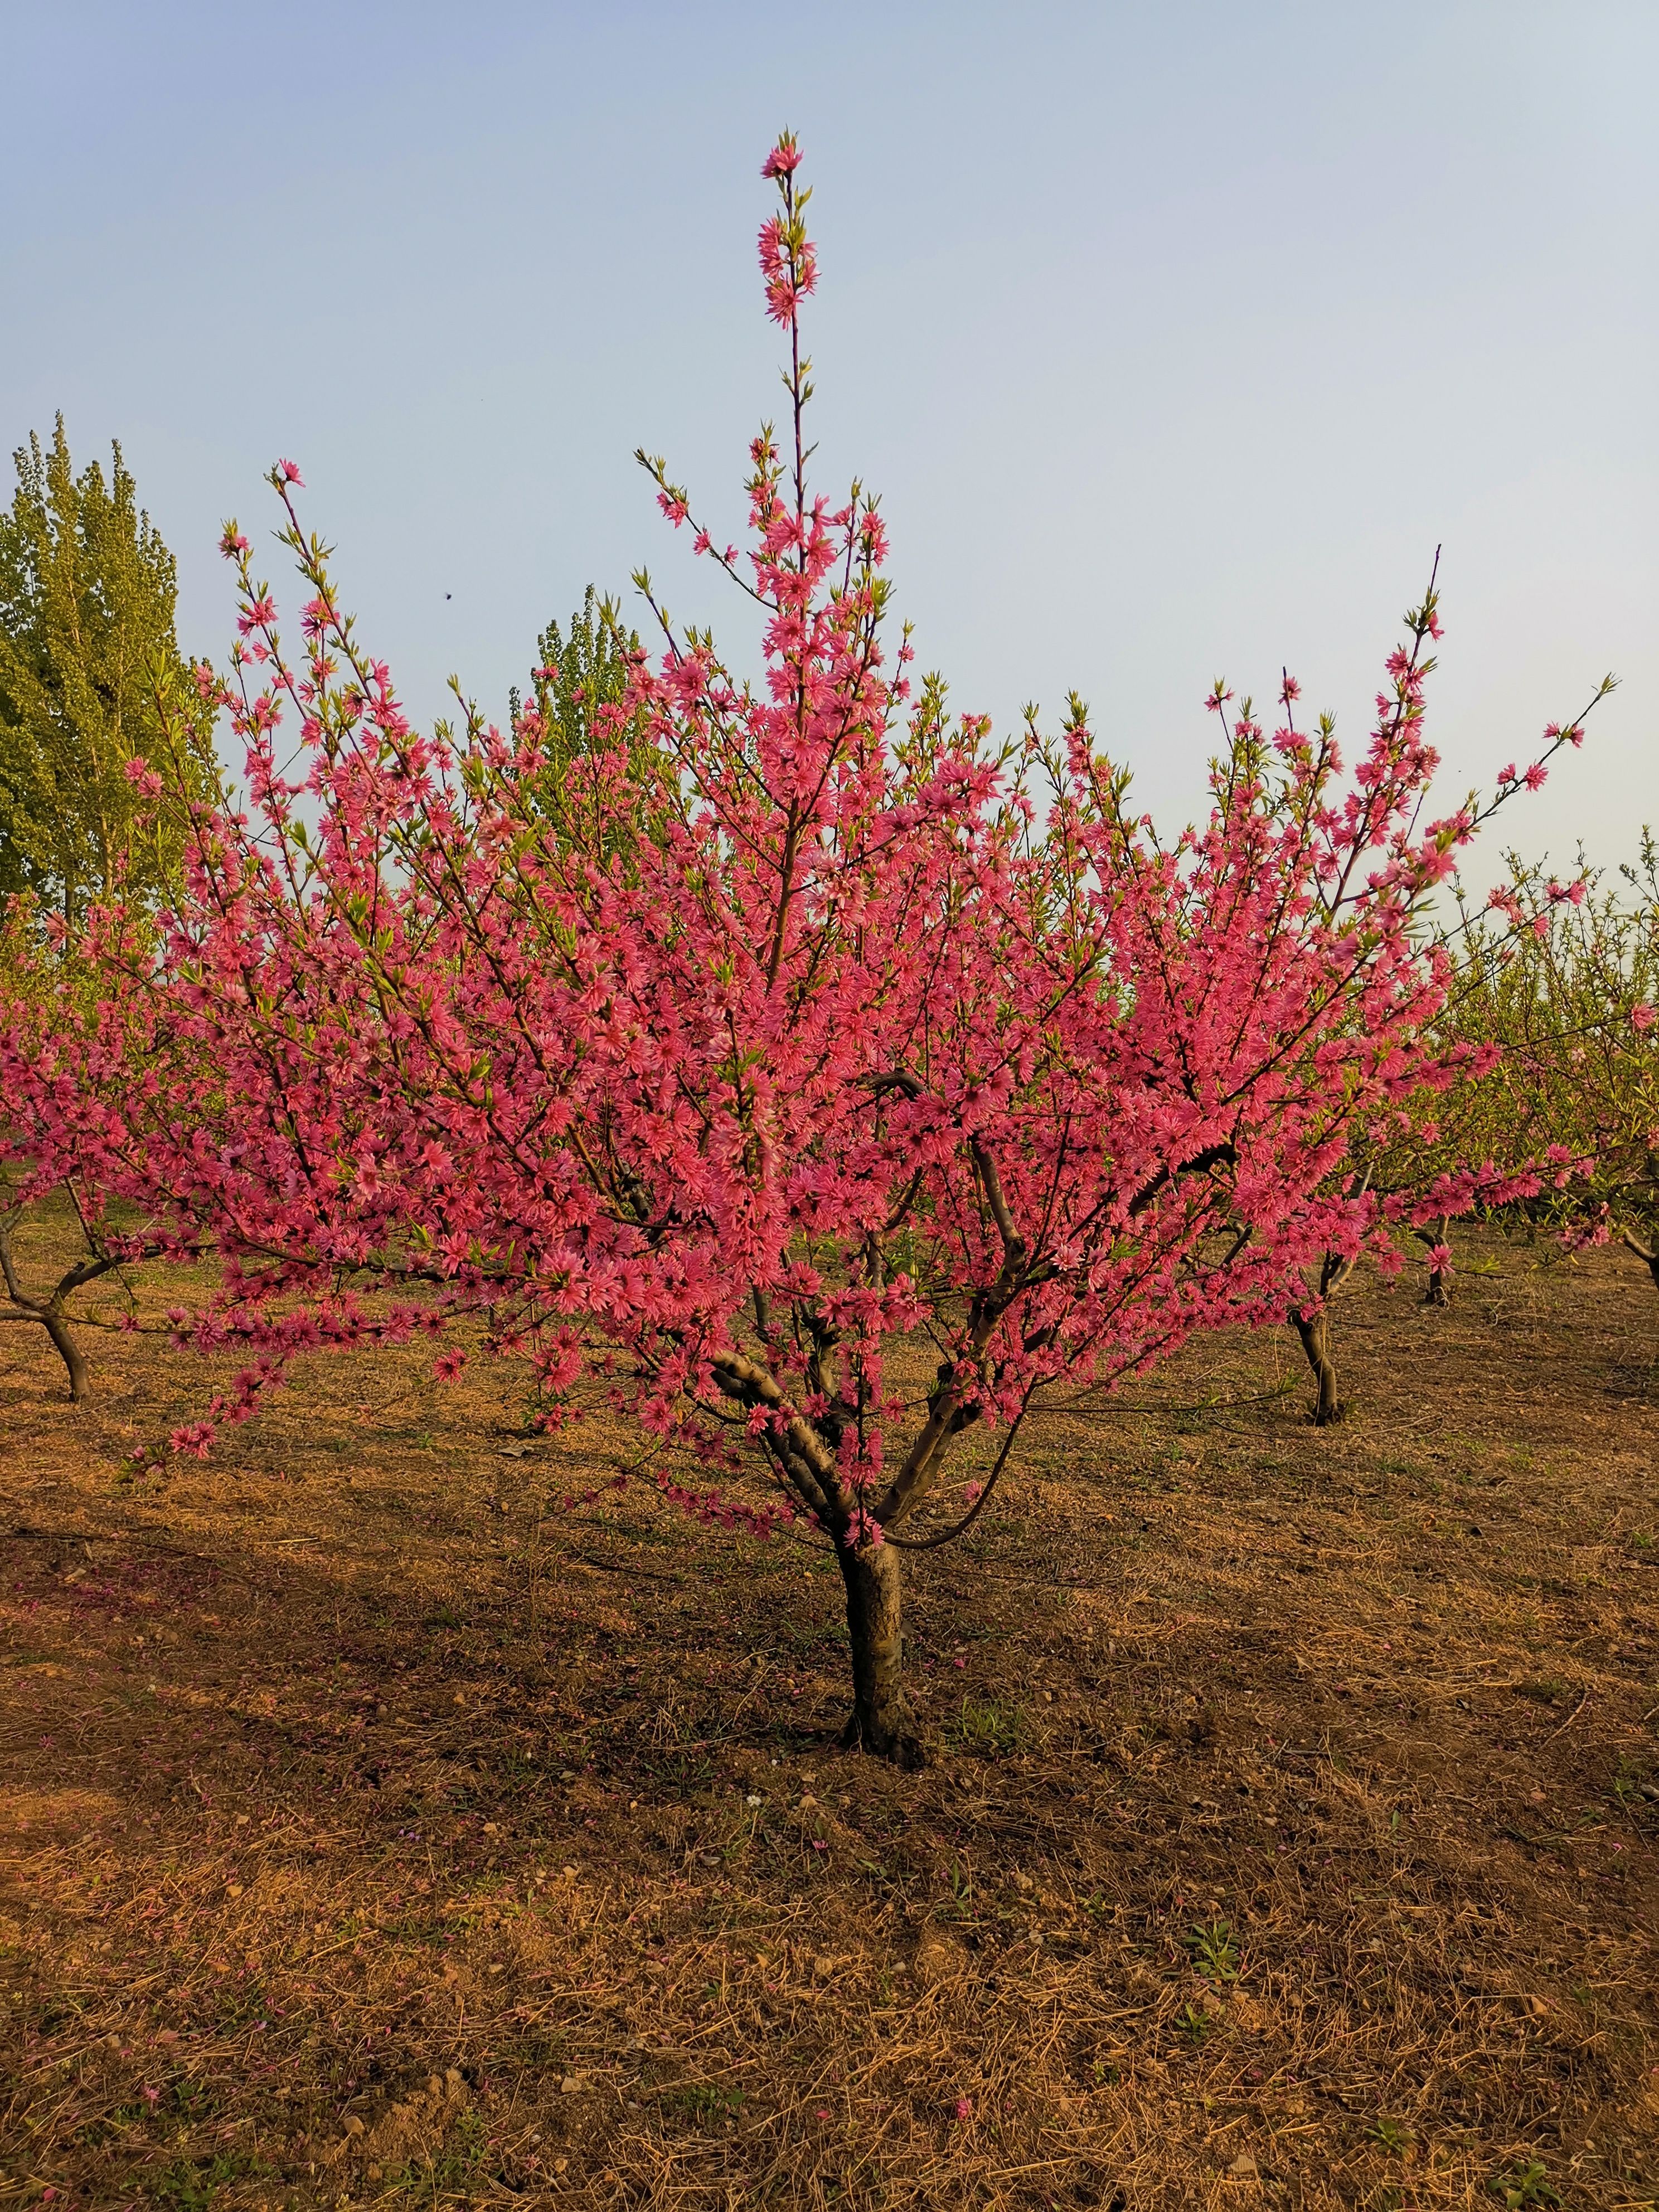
left=2, top=1209, right=1656, bottom=2212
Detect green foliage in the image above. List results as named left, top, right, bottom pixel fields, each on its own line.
left=148, top=2151, right=271, bottom=2209
left=950, top=1694, right=1028, bottom=1755
left=1184, top=1916, right=1240, bottom=1982
left=0, top=416, right=216, bottom=926
left=1487, top=2158, right=1560, bottom=2209
left=668, top=2081, right=746, bottom=2121
left=1443, top=845, right=1659, bottom=1254
left=508, top=586, right=649, bottom=816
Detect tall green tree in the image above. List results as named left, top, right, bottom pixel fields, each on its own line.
left=0, top=416, right=213, bottom=925
left=499, top=587, right=657, bottom=869
left=511, top=585, right=640, bottom=770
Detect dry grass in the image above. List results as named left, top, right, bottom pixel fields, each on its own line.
left=2, top=1204, right=1657, bottom=2211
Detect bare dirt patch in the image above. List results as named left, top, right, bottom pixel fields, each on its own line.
left=2, top=1211, right=1656, bottom=2209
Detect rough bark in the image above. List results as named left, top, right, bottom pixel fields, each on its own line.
left=1290, top=1309, right=1343, bottom=1427
left=1621, top=1228, right=1659, bottom=1293
left=835, top=1540, right=924, bottom=1767
left=38, top=1305, right=90, bottom=1403
left=0, top=1215, right=89, bottom=1404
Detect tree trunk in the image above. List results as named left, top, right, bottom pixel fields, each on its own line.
left=1623, top=1229, right=1659, bottom=1293
left=40, top=1306, right=89, bottom=1403
left=1423, top=1218, right=1451, bottom=1307
left=0, top=1217, right=89, bottom=1405
left=1289, top=1310, right=1343, bottom=1427
left=835, top=1539, right=924, bottom=1768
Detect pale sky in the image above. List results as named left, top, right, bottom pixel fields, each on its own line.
left=4, top=2, right=1655, bottom=880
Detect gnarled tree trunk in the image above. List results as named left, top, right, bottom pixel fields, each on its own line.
left=36, top=1303, right=90, bottom=1403
left=0, top=1200, right=133, bottom=1406
left=835, top=1540, right=924, bottom=1768
left=1289, top=1308, right=1343, bottom=1426
left=0, top=1211, right=90, bottom=1404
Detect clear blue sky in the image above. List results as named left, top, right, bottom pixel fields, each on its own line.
left=5, top=2, right=1654, bottom=876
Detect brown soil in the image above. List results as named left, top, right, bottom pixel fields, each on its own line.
left=2, top=1207, right=1656, bottom=2210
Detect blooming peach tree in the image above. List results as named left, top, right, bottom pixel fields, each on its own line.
left=1270, top=714, right=1612, bottom=1424
left=0, top=137, right=1605, bottom=1759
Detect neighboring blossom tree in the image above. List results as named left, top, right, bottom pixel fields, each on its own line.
left=1273, top=733, right=1614, bottom=1429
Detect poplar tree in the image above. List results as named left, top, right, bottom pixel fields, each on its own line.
left=0, top=416, right=212, bottom=926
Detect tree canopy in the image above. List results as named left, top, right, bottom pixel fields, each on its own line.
left=0, top=416, right=214, bottom=926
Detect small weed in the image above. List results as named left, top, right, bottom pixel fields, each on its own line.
left=1369, top=2116, right=1414, bottom=2153
left=938, top=1857, right=976, bottom=1920
left=1184, top=1917, right=1240, bottom=1983
left=165, top=2077, right=220, bottom=2120
left=951, top=1696, right=1027, bottom=1755
left=670, top=2082, right=746, bottom=2122
left=1488, top=2159, right=1560, bottom=2209
left=1175, top=2001, right=1212, bottom=2043
left=1610, top=1756, right=1653, bottom=1809
left=385, top=2110, right=487, bottom=2192
left=1511, top=1677, right=1570, bottom=1705
left=149, top=2153, right=270, bottom=2210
